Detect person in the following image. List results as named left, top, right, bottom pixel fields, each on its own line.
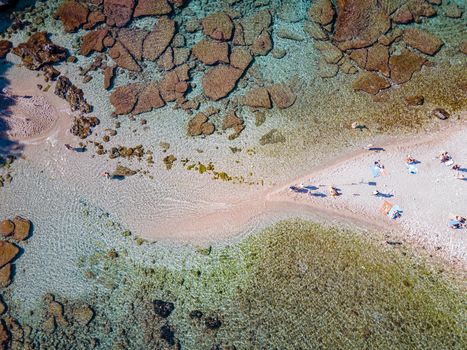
left=329, top=186, right=340, bottom=197
left=456, top=216, right=466, bottom=225
left=405, top=155, right=417, bottom=164
left=65, top=144, right=73, bottom=151
left=439, top=152, right=452, bottom=164
left=451, top=164, right=461, bottom=171
left=101, top=171, right=111, bottom=179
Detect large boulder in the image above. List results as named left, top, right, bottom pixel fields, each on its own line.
left=307, top=0, right=335, bottom=25
left=352, top=71, right=391, bottom=94
left=389, top=49, right=426, bottom=84
left=0, top=219, right=14, bottom=237
left=143, top=17, right=176, bottom=60
left=201, top=12, right=234, bottom=41
left=108, top=41, right=141, bottom=71
left=80, top=29, right=109, bottom=56
left=55, top=0, right=89, bottom=32
left=11, top=216, right=31, bottom=241
left=134, top=0, right=172, bottom=17
left=192, top=39, right=229, bottom=65
left=267, top=84, right=296, bottom=109
left=333, top=0, right=391, bottom=51
left=403, top=28, right=443, bottom=55
left=104, top=0, right=135, bottom=27
left=202, top=65, right=243, bottom=100
left=0, top=241, right=19, bottom=268
left=109, top=83, right=143, bottom=115
left=118, top=28, right=149, bottom=61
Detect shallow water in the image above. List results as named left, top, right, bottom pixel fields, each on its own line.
left=1, top=0, right=466, bottom=348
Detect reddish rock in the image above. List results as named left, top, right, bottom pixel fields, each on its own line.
left=404, top=95, right=424, bottom=106
left=223, top=111, right=244, bottom=134
left=333, top=0, right=391, bottom=50
left=134, top=0, right=172, bottom=17
left=188, top=112, right=214, bottom=136
left=268, top=84, right=296, bottom=109
left=366, top=43, right=389, bottom=76
left=109, top=83, right=143, bottom=115
left=0, top=219, right=14, bottom=237
left=12, top=32, right=67, bottom=70
left=192, top=39, right=229, bottom=65
left=0, top=39, right=12, bottom=58
left=230, top=47, right=253, bottom=70
left=389, top=49, right=426, bottom=84
left=460, top=41, right=467, bottom=55
left=159, top=64, right=191, bottom=102
left=54, top=76, right=92, bottom=113
left=352, top=71, right=391, bottom=94
left=444, top=2, right=463, bottom=18
left=168, top=0, right=185, bottom=7
left=408, top=0, right=436, bottom=21
left=233, top=22, right=245, bottom=46
left=349, top=48, right=367, bottom=69
left=251, top=30, right=273, bottom=56
left=55, top=0, right=89, bottom=32
left=242, top=10, right=272, bottom=45
left=103, top=65, right=115, bottom=90
left=103, top=35, right=115, bottom=48
left=307, top=0, right=335, bottom=25
left=403, top=28, right=443, bottom=55
left=173, top=47, right=191, bottom=66
left=143, top=17, right=176, bottom=60
left=83, top=10, right=106, bottom=30
left=244, top=87, right=271, bottom=109
left=0, top=319, right=9, bottom=349
left=0, top=263, right=12, bottom=288
left=315, top=41, right=342, bottom=64
left=80, top=29, right=109, bottom=56
left=157, top=46, right=175, bottom=70
left=393, top=7, right=414, bottom=24
left=0, top=241, right=19, bottom=268
left=133, top=83, right=165, bottom=114
left=109, top=41, right=141, bottom=71
left=118, top=28, right=149, bottom=61
left=202, top=12, right=234, bottom=41
left=11, top=216, right=30, bottom=241
left=104, top=0, right=135, bottom=27
left=202, top=65, right=243, bottom=101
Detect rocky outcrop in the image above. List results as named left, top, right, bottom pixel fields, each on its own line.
left=201, top=12, right=234, bottom=41
left=389, top=49, right=426, bottom=84
left=11, top=216, right=30, bottom=241
left=55, top=0, right=89, bottom=32
left=133, top=83, right=165, bottom=115
left=230, top=47, right=253, bottom=70
left=307, top=0, right=335, bottom=25
left=0, top=40, right=12, bottom=58
left=187, top=112, right=215, bottom=136
left=83, top=10, right=106, bottom=30
left=103, top=65, right=115, bottom=90
left=202, top=65, right=243, bottom=101
left=402, top=28, right=443, bottom=55
left=80, top=29, right=109, bottom=56
left=0, top=263, right=12, bottom=288
left=134, top=0, right=172, bottom=17
left=54, top=76, right=92, bottom=113
left=352, top=71, right=391, bottom=94
left=192, top=39, right=229, bottom=65
left=158, top=64, right=191, bottom=102
left=333, top=0, right=390, bottom=50
left=0, top=241, right=19, bottom=268
left=143, top=17, right=176, bottom=60
left=366, top=44, right=389, bottom=76
left=243, top=87, right=271, bottom=109
left=0, top=219, right=14, bottom=237
left=104, top=0, right=135, bottom=27
left=12, top=32, right=67, bottom=70
left=108, top=41, right=141, bottom=71
left=153, top=300, right=175, bottom=318
left=267, top=84, right=296, bottom=109
left=118, top=28, right=149, bottom=61
left=110, top=83, right=143, bottom=115
left=223, top=111, right=244, bottom=136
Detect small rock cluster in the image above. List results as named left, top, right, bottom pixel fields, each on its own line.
left=0, top=155, right=15, bottom=188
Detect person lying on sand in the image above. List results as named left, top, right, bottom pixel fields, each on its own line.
left=405, top=155, right=417, bottom=164
left=439, top=152, right=453, bottom=164
left=451, top=164, right=461, bottom=171
left=329, top=186, right=340, bottom=197
left=101, top=171, right=111, bottom=179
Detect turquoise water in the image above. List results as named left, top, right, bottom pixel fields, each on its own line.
left=1, top=0, right=466, bottom=349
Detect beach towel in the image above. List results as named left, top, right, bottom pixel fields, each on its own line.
left=444, top=159, right=454, bottom=166
left=448, top=219, right=460, bottom=229
left=388, top=205, right=402, bottom=219
left=372, top=166, right=381, bottom=178
left=407, top=164, right=418, bottom=174
left=380, top=201, right=393, bottom=215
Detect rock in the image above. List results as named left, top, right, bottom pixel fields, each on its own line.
left=109, top=83, right=143, bottom=115
left=223, top=111, right=244, bottom=134
left=54, top=76, right=92, bottom=113
left=276, top=28, right=305, bottom=41
left=202, top=12, right=234, bottom=41
left=205, top=316, right=222, bottom=330
left=307, top=0, right=335, bottom=25
left=267, top=84, right=296, bottom=109
left=104, top=0, right=135, bottom=27
left=160, top=324, right=176, bottom=346
left=278, top=0, right=306, bottom=22
left=317, top=60, right=339, bottom=78
left=0, top=319, right=9, bottom=350
left=112, top=165, right=137, bottom=177
left=271, top=48, right=287, bottom=59
left=444, top=2, right=463, bottom=18
left=352, top=71, right=391, bottom=94
left=70, top=116, right=100, bottom=138
left=408, top=0, right=437, bottom=21
left=251, top=30, right=273, bottom=56
left=11, top=216, right=30, bottom=241
left=12, top=32, right=67, bottom=70
left=189, top=310, right=203, bottom=319
left=108, top=41, right=141, bottom=71
left=0, top=297, right=5, bottom=315
left=42, top=316, right=55, bottom=334
left=0, top=241, right=19, bottom=268
left=378, top=28, right=403, bottom=46
left=83, top=10, right=106, bottom=30
left=103, top=65, right=115, bottom=90
left=48, top=300, right=68, bottom=327
left=230, top=47, right=253, bottom=70
left=71, top=305, right=94, bottom=326
left=55, top=0, right=89, bottom=32
left=389, top=49, right=425, bottom=84
left=118, top=28, right=149, bottom=61
left=303, top=21, right=328, bottom=41
left=192, top=39, right=229, bottom=65
left=153, top=300, right=175, bottom=318
left=404, top=95, right=424, bottom=106
left=103, top=35, right=115, bottom=48
left=143, top=17, right=176, bottom=60
left=80, top=29, right=109, bottom=56
left=315, top=41, right=342, bottom=64
left=0, top=263, right=12, bottom=288
left=403, top=28, right=443, bottom=56
left=0, top=219, right=14, bottom=237
left=393, top=7, right=414, bottom=24
left=133, top=83, right=165, bottom=114
left=460, top=41, right=467, bottom=55
left=188, top=113, right=215, bottom=136
left=349, top=48, right=367, bottom=69
left=333, top=0, right=391, bottom=51
left=159, top=64, right=191, bottom=102
left=432, top=108, right=449, bottom=120
left=366, top=43, right=389, bottom=76
left=244, top=87, right=271, bottom=109
left=241, top=10, right=272, bottom=45
left=202, top=65, right=243, bottom=101
left=134, top=0, right=172, bottom=17
left=338, top=57, right=358, bottom=74
left=0, top=40, right=12, bottom=58
left=173, top=47, right=191, bottom=66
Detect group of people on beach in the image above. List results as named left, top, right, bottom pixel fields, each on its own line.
left=438, top=151, right=464, bottom=180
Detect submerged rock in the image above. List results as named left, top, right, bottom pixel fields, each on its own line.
left=192, top=39, right=229, bottom=65
left=70, top=115, right=100, bottom=139
left=143, top=17, right=176, bottom=61
left=389, top=49, right=425, bottom=84
left=202, top=65, right=243, bottom=101
left=187, top=112, right=215, bottom=136
left=54, top=76, right=92, bottom=113
left=0, top=219, right=14, bottom=237
left=71, top=305, right=95, bottom=326
left=0, top=319, right=9, bottom=349
left=112, top=165, right=137, bottom=177
left=12, top=32, right=67, bottom=70
left=160, top=324, right=176, bottom=346
left=134, top=0, right=172, bottom=17
left=11, top=216, right=30, bottom=241
left=109, top=83, right=143, bottom=115
left=307, top=0, right=335, bottom=25
left=204, top=316, right=222, bottom=330
left=352, top=71, right=391, bottom=94
left=0, top=40, right=12, bottom=58
left=202, top=12, right=234, bottom=41
left=243, top=87, right=271, bottom=109
left=80, top=29, right=109, bottom=56
left=104, top=0, right=135, bottom=27
left=402, top=28, right=443, bottom=56
left=108, top=41, right=141, bottom=72
left=267, top=84, right=296, bottom=109
left=0, top=241, right=19, bottom=268
left=55, top=0, right=89, bottom=33
left=260, top=129, right=286, bottom=145
left=223, top=111, right=244, bottom=135
left=0, top=263, right=12, bottom=288
left=153, top=300, right=175, bottom=318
